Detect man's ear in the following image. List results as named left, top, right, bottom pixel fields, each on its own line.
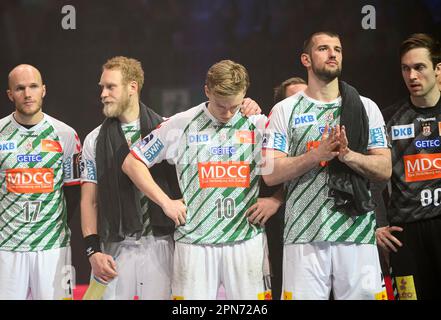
left=128, top=81, right=138, bottom=96
left=6, top=89, right=13, bottom=102
left=301, top=53, right=311, bottom=68
left=435, top=62, right=441, bottom=77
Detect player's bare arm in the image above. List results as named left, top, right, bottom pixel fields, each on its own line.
left=80, top=182, right=117, bottom=282
left=122, top=153, right=186, bottom=226
left=263, top=124, right=340, bottom=186
left=335, top=125, right=392, bottom=181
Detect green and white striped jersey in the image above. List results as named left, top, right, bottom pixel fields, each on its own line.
left=264, top=92, right=388, bottom=245
left=81, top=119, right=152, bottom=237
left=0, top=113, right=81, bottom=252
left=131, top=102, right=266, bottom=245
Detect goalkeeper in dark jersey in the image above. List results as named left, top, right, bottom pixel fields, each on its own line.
left=375, top=33, right=441, bottom=300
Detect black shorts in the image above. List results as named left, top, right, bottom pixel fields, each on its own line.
left=390, top=215, right=441, bottom=300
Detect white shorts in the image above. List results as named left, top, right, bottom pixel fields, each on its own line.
left=172, top=232, right=271, bottom=300
left=101, top=235, right=173, bottom=300
left=283, top=242, right=387, bottom=300
left=0, top=246, right=72, bottom=300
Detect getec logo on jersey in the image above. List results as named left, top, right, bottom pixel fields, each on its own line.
left=210, top=146, right=236, bottom=156
left=414, top=138, right=440, bottom=150
left=41, top=139, right=62, bottom=152
left=6, top=168, right=54, bottom=193
left=198, top=161, right=250, bottom=188
left=391, top=124, right=415, bottom=141
left=404, top=153, right=441, bottom=182
left=235, top=131, right=255, bottom=144
left=17, top=154, right=42, bottom=163
left=0, top=141, right=17, bottom=153
left=293, top=113, right=317, bottom=128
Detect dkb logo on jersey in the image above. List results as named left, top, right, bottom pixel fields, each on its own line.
left=293, top=113, right=317, bottom=128
left=0, top=141, right=17, bottom=153
left=41, top=139, right=62, bottom=152
left=6, top=168, right=54, bottom=194
left=391, top=124, right=415, bottom=141
left=188, top=133, right=210, bottom=145
left=198, top=162, right=250, bottom=188
left=404, top=153, right=441, bottom=182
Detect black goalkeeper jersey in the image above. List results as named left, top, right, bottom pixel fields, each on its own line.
left=387, top=96, right=441, bottom=224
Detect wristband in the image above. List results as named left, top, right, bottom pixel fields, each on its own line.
left=84, top=234, right=101, bottom=258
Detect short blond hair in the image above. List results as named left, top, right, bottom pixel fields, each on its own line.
left=205, top=60, right=250, bottom=96
left=103, top=56, right=144, bottom=95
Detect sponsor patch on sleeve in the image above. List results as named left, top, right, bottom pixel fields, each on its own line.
left=369, top=127, right=386, bottom=147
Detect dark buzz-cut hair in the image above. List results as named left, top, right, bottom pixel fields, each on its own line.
left=302, top=31, right=341, bottom=54
left=400, top=33, right=441, bottom=68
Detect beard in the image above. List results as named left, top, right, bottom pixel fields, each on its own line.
left=312, top=60, right=342, bottom=82
left=102, top=91, right=130, bottom=118
left=15, top=98, right=43, bottom=117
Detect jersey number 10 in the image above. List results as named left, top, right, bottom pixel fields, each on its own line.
left=216, top=198, right=235, bottom=219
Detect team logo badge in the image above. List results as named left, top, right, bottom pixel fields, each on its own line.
left=324, top=113, right=334, bottom=121
left=25, top=141, right=33, bottom=151
left=421, top=122, right=432, bottom=137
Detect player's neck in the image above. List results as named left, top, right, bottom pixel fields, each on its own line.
left=305, top=77, right=339, bottom=102
left=13, top=110, right=44, bottom=126
left=118, top=99, right=140, bottom=124
left=410, top=86, right=440, bottom=108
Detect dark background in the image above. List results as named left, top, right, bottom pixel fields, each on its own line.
left=1, top=0, right=440, bottom=286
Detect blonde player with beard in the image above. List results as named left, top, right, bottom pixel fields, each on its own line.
left=0, top=65, right=81, bottom=299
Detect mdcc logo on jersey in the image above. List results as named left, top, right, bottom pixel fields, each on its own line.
left=6, top=168, right=54, bottom=193
left=391, top=124, right=415, bottom=141
left=198, top=161, right=250, bottom=188
left=404, top=153, right=441, bottom=182
left=0, top=141, right=17, bottom=153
